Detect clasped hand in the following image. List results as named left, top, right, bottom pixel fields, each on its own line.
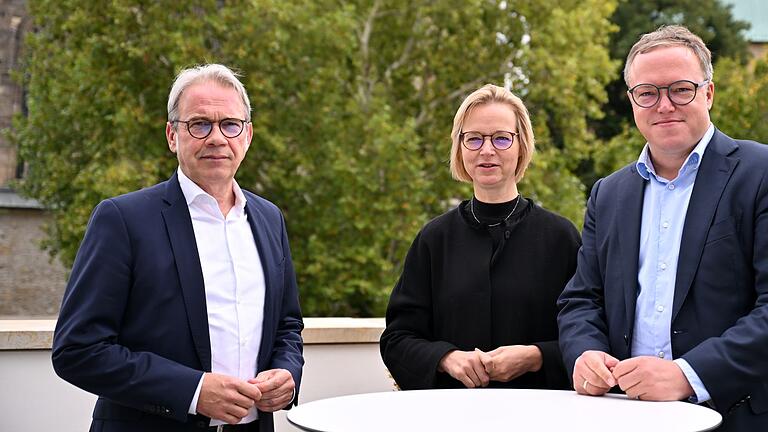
left=438, top=345, right=542, bottom=388
left=573, top=350, right=694, bottom=401
left=197, top=369, right=295, bottom=424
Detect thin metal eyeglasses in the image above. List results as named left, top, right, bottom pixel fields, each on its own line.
left=172, top=118, right=248, bottom=139
left=460, top=130, right=518, bottom=151
left=628, top=79, right=709, bottom=108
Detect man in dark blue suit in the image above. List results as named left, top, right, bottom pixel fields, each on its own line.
left=558, top=26, right=768, bottom=430
left=52, top=64, right=304, bottom=432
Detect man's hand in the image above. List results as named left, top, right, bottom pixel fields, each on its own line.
left=574, top=350, right=619, bottom=396
left=248, top=369, right=296, bottom=412
left=479, top=345, right=542, bottom=382
left=613, top=356, right=694, bottom=401
left=437, top=350, right=490, bottom=388
left=197, top=372, right=262, bottom=424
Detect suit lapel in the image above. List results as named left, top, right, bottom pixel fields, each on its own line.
left=617, top=167, right=646, bottom=337
left=244, top=198, right=277, bottom=372
left=161, top=173, right=212, bottom=371
left=672, top=131, right=739, bottom=321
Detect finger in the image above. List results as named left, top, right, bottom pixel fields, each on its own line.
left=476, top=349, right=494, bottom=373
left=613, top=361, right=638, bottom=381
left=584, top=356, right=616, bottom=387
left=256, top=391, right=292, bottom=411
left=224, top=404, right=249, bottom=421
left=235, top=381, right=263, bottom=401
left=474, top=362, right=490, bottom=387
left=258, top=381, right=292, bottom=399
left=250, top=370, right=277, bottom=386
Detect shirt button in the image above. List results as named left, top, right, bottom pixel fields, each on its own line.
left=662, top=222, right=669, bottom=229
left=668, top=184, right=675, bottom=190
left=660, top=263, right=667, bottom=270
left=658, top=351, right=665, bottom=358
left=656, top=305, right=664, bottom=312
left=241, top=340, right=246, bottom=346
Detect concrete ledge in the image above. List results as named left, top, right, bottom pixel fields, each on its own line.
left=0, top=317, right=385, bottom=350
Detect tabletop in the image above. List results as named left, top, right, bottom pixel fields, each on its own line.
left=287, top=388, right=722, bottom=432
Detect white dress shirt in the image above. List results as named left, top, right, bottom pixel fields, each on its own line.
left=178, top=168, right=266, bottom=425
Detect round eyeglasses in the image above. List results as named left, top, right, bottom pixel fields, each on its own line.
left=460, top=131, right=518, bottom=151
left=628, top=79, right=709, bottom=108
left=172, top=118, right=248, bottom=139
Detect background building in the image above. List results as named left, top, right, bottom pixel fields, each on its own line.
left=0, top=0, right=66, bottom=317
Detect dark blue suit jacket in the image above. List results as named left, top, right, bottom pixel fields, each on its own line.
left=52, top=172, right=304, bottom=432
left=557, top=130, right=768, bottom=430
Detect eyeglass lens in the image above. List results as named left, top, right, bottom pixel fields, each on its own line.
left=187, top=119, right=244, bottom=139
left=630, top=80, right=700, bottom=108
left=463, top=131, right=515, bottom=150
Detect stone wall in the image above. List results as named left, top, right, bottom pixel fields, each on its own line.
left=0, top=0, right=27, bottom=186
left=0, top=207, right=67, bottom=317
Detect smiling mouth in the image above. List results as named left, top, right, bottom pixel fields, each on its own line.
left=201, top=155, right=230, bottom=160
left=653, top=119, right=683, bottom=125
left=479, top=163, right=498, bottom=168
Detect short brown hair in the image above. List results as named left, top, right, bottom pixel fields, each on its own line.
left=624, top=25, right=712, bottom=86
left=449, top=84, right=535, bottom=183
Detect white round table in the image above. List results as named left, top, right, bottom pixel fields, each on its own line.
left=287, top=389, right=722, bottom=432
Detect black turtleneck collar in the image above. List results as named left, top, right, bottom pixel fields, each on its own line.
left=471, top=195, right=523, bottom=226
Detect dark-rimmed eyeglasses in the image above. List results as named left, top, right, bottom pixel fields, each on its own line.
left=172, top=118, right=248, bottom=139
left=628, top=79, right=709, bottom=108
left=460, top=130, right=518, bottom=151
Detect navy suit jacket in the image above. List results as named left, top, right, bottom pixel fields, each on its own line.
left=52, top=172, right=304, bottom=432
left=557, top=130, right=768, bottom=430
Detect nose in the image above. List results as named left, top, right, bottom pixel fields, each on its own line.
left=656, top=89, right=676, bottom=113
left=479, top=136, right=496, bottom=154
left=205, top=121, right=228, bottom=145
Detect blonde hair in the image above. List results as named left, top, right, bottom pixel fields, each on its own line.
left=449, top=84, right=535, bottom=183
left=624, top=25, right=713, bottom=86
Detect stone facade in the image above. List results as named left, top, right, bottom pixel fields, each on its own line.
left=0, top=0, right=67, bottom=318
left=1, top=0, right=27, bottom=186
left=0, top=207, right=67, bottom=317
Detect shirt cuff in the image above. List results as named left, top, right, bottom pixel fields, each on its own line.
left=188, top=374, right=205, bottom=414
left=674, top=358, right=711, bottom=403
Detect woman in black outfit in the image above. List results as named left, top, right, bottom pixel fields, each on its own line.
left=380, top=84, right=581, bottom=390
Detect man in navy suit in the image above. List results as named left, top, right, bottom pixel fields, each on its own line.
left=557, top=26, right=768, bottom=430
left=52, top=64, right=304, bottom=432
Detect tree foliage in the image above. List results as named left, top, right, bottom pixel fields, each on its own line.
left=13, top=0, right=618, bottom=316
left=587, top=0, right=752, bottom=187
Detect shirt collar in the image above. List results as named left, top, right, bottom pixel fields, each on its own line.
left=635, top=123, right=714, bottom=181
left=177, top=168, right=247, bottom=212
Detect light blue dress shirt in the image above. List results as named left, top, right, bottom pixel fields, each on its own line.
left=632, top=123, right=715, bottom=403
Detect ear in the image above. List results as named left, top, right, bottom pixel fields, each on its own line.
left=705, top=81, right=715, bottom=110
left=166, top=122, right=178, bottom=153
left=244, top=121, right=253, bottom=153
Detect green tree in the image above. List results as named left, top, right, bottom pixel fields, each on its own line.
left=13, top=0, right=617, bottom=316
left=588, top=0, right=751, bottom=185
left=711, top=55, right=768, bottom=145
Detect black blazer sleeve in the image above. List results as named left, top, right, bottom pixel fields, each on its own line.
left=380, top=231, right=456, bottom=389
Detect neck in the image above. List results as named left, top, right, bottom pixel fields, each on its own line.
left=473, top=183, right=519, bottom=203
left=201, top=180, right=236, bottom=217
left=649, top=150, right=691, bottom=181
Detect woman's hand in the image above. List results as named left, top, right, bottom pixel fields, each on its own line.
left=479, top=345, right=543, bottom=382
left=437, top=350, right=491, bottom=388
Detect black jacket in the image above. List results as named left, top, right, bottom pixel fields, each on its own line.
left=381, top=198, right=580, bottom=390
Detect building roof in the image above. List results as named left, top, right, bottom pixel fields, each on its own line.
left=723, top=0, right=768, bottom=42
left=0, top=188, right=44, bottom=209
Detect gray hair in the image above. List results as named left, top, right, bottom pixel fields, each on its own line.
left=167, top=64, right=251, bottom=122
left=623, top=25, right=713, bottom=86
